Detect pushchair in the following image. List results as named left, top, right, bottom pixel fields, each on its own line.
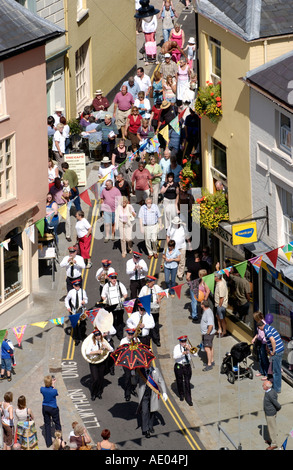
left=220, top=342, right=253, bottom=384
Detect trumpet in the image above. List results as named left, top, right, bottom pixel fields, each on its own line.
left=187, top=339, right=198, bottom=355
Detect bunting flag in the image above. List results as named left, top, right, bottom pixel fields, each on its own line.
left=89, top=183, right=99, bottom=200
left=12, top=325, right=27, bottom=347
left=14, top=233, right=23, bottom=250
left=250, top=256, right=263, bottom=274
left=202, top=273, right=215, bottom=294
left=223, top=268, right=231, bottom=277
left=50, top=317, right=64, bottom=326
left=173, top=284, right=184, bottom=299
left=36, top=218, right=45, bottom=237
left=235, top=260, right=248, bottom=278
left=149, top=135, right=160, bottom=152
left=1, top=239, right=10, bottom=250
left=282, top=244, right=293, bottom=262
left=158, top=289, right=169, bottom=298
left=31, top=322, right=48, bottom=329
left=85, top=308, right=99, bottom=324
left=140, top=294, right=151, bottom=315
left=24, top=225, right=35, bottom=244
left=169, top=116, right=180, bottom=134
left=123, top=299, right=135, bottom=316
left=281, top=437, right=288, bottom=450
left=266, top=248, right=279, bottom=268
left=69, top=313, right=82, bottom=329
left=0, top=329, right=7, bottom=347
left=159, top=125, right=169, bottom=143
left=58, top=203, right=67, bottom=220
left=80, top=190, right=92, bottom=207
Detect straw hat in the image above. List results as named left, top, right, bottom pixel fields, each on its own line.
left=160, top=100, right=171, bottom=109
left=95, top=89, right=103, bottom=95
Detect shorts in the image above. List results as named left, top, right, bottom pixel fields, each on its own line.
left=202, top=334, right=215, bottom=348
left=216, top=306, right=226, bottom=319
left=1, top=357, right=12, bottom=372
left=104, top=211, right=115, bottom=225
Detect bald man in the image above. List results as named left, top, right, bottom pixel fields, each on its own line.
left=262, top=380, right=281, bottom=450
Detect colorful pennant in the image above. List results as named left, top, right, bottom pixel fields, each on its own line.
left=12, top=325, right=27, bottom=347
left=80, top=190, right=92, bottom=207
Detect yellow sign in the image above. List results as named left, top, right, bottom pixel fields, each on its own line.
left=232, top=222, right=258, bottom=246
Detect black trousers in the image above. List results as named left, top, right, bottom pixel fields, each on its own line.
left=123, top=368, right=137, bottom=398
left=130, top=278, right=146, bottom=300
left=42, top=405, right=62, bottom=448
left=138, top=335, right=151, bottom=347
left=112, top=309, right=125, bottom=340
left=174, top=363, right=192, bottom=402
left=90, top=362, right=106, bottom=397
left=141, top=388, right=154, bottom=433
left=151, top=311, right=160, bottom=344
left=66, top=275, right=82, bottom=293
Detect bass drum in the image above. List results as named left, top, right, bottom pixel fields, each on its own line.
left=81, top=333, right=111, bottom=364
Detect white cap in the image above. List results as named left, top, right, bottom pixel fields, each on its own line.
left=164, top=53, right=171, bottom=58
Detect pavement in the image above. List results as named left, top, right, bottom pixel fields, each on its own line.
left=1, top=0, right=293, bottom=453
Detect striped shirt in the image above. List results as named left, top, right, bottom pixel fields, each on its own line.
left=263, top=325, right=284, bottom=354
left=138, top=204, right=161, bottom=226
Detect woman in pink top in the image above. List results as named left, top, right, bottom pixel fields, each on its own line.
left=252, top=312, right=270, bottom=379
left=170, top=23, right=185, bottom=63
left=176, top=56, right=190, bottom=101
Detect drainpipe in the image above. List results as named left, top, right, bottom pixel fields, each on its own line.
left=263, top=39, right=268, bottom=64
left=63, top=0, right=71, bottom=119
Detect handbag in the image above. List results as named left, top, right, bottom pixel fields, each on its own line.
left=79, top=436, right=91, bottom=450
left=16, top=410, right=38, bottom=450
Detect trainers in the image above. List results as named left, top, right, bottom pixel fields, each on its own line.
left=86, top=262, right=92, bottom=269
left=202, top=365, right=213, bottom=372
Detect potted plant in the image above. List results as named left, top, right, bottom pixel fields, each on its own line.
left=192, top=188, right=228, bottom=232
left=68, top=118, right=83, bottom=151
left=195, top=81, right=222, bottom=124
left=179, top=156, right=198, bottom=190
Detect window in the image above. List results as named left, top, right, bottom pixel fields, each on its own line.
left=278, top=186, right=293, bottom=244
left=0, top=228, right=23, bottom=305
left=210, top=137, right=227, bottom=181
left=77, top=0, right=88, bottom=22
left=279, top=112, right=291, bottom=154
left=209, top=36, right=221, bottom=84
left=75, top=41, right=90, bottom=112
left=0, top=63, right=7, bottom=118
left=0, top=136, right=15, bottom=201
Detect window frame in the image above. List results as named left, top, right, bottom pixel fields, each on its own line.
left=279, top=112, right=291, bottom=155
left=0, top=134, right=16, bottom=203
left=210, top=137, right=227, bottom=182
left=209, top=36, right=221, bottom=85
left=75, top=40, right=90, bottom=112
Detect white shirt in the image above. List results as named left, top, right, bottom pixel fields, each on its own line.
left=101, top=281, right=127, bottom=306
left=126, top=310, right=155, bottom=337
left=65, top=288, right=88, bottom=311
left=173, top=343, right=196, bottom=364
left=166, top=224, right=186, bottom=250
left=97, top=165, right=118, bottom=185
left=86, top=338, right=114, bottom=356
left=52, top=130, right=65, bottom=153
left=142, top=15, right=157, bottom=33
left=60, top=255, right=86, bottom=278
left=120, top=336, right=140, bottom=346
left=139, top=284, right=163, bottom=310
left=95, top=267, right=115, bottom=285
left=75, top=218, right=91, bottom=238
left=135, top=73, right=152, bottom=95
left=126, top=258, right=148, bottom=280
left=63, top=124, right=70, bottom=139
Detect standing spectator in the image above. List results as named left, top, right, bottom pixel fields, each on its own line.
left=85, top=116, right=102, bottom=160
left=135, top=67, right=152, bottom=97
left=134, top=91, right=151, bottom=118
left=160, top=172, right=179, bottom=228
left=166, top=216, right=186, bottom=280
left=47, top=115, right=56, bottom=137
left=60, top=116, right=71, bottom=153
left=61, top=162, right=82, bottom=212
left=97, top=156, right=118, bottom=195
left=49, top=177, right=64, bottom=206
left=52, top=104, right=64, bottom=126
left=142, top=14, right=158, bottom=65
left=79, top=107, right=91, bottom=130
left=92, top=89, right=110, bottom=112
left=176, top=56, right=191, bottom=102
left=229, top=267, right=251, bottom=322
left=115, top=196, right=136, bottom=258
left=186, top=252, right=209, bottom=323
left=1, top=391, right=14, bottom=450
left=170, top=23, right=185, bottom=63
left=200, top=300, right=216, bottom=371
left=161, top=53, right=178, bottom=81
left=40, top=375, right=62, bottom=448
left=97, top=429, right=116, bottom=450
left=15, top=395, right=38, bottom=450
left=0, top=331, right=13, bottom=382
left=136, top=118, right=155, bottom=162
left=125, top=106, right=142, bottom=150
left=183, top=107, right=200, bottom=155
left=163, top=74, right=177, bottom=104
left=115, top=173, right=130, bottom=199
left=122, top=77, right=140, bottom=100
left=48, top=159, right=59, bottom=190
left=126, top=252, right=148, bottom=299
left=262, top=380, right=282, bottom=450
left=139, top=197, right=162, bottom=259
left=113, top=85, right=134, bottom=140
left=150, top=99, right=162, bottom=132
left=61, top=179, right=72, bottom=241
left=52, top=123, right=65, bottom=173
left=163, top=239, right=181, bottom=298
left=60, top=246, right=86, bottom=292
left=184, top=37, right=196, bottom=70
left=159, top=1, right=178, bottom=43
left=151, top=70, right=163, bottom=105
left=100, top=180, right=121, bottom=242
left=96, top=115, right=118, bottom=157
left=214, top=273, right=228, bottom=337
left=252, top=312, right=270, bottom=380
left=132, top=162, right=153, bottom=205
left=159, top=148, right=171, bottom=187
left=75, top=210, right=92, bottom=268
left=256, top=321, right=285, bottom=394
left=45, top=192, right=59, bottom=243
left=145, top=155, right=162, bottom=205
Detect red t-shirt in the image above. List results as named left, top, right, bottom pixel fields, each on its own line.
left=132, top=168, right=151, bottom=190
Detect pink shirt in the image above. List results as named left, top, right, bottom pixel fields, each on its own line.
left=132, top=168, right=152, bottom=191
left=114, top=92, right=134, bottom=111
left=101, top=186, right=121, bottom=213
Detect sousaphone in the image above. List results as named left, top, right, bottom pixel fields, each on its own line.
left=81, top=308, right=114, bottom=364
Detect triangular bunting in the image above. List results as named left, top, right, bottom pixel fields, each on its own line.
left=13, top=233, right=23, bottom=250
left=203, top=273, right=215, bottom=294
left=69, top=313, right=82, bottom=329
left=85, top=308, right=100, bottom=324
left=223, top=268, right=231, bottom=277
left=159, top=125, right=169, bottom=143
left=140, top=294, right=151, bottom=315
left=50, top=317, right=64, bottom=326
left=169, top=116, right=180, bottom=134
left=36, top=218, right=45, bottom=237
left=31, top=322, right=48, bottom=329
left=250, top=255, right=263, bottom=274
left=24, top=225, right=35, bottom=244
left=58, top=203, right=67, bottom=220
left=172, top=284, right=184, bottom=299
left=123, top=299, right=136, bottom=316
left=89, top=183, right=99, bottom=200
left=266, top=248, right=279, bottom=268
left=284, top=252, right=292, bottom=262
left=1, top=239, right=10, bottom=250
left=12, top=325, right=27, bottom=347
left=80, top=190, right=92, bottom=207
left=235, top=261, right=248, bottom=278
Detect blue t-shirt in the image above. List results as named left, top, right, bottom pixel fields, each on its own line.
left=40, top=387, right=58, bottom=408
left=1, top=340, right=12, bottom=359
left=263, top=324, right=284, bottom=354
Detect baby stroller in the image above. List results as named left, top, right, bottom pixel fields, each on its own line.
left=220, top=342, right=253, bottom=384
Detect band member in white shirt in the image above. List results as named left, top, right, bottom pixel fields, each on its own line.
left=65, top=279, right=88, bottom=345
left=139, top=275, right=163, bottom=347
left=101, top=272, right=127, bottom=340
left=126, top=251, right=148, bottom=299
left=173, top=335, right=197, bottom=406
left=119, top=328, right=139, bottom=401
left=86, top=329, right=114, bottom=401
left=60, top=246, right=86, bottom=292
left=95, top=259, right=115, bottom=300
left=126, top=301, right=155, bottom=346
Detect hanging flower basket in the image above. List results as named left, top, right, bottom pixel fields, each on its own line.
left=192, top=188, right=228, bottom=232
left=194, top=81, right=222, bottom=124
left=179, top=156, right=199, bottom=190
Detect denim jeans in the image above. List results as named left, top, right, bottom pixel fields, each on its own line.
left=271, top=350, right=283, bottom=393
left=70, top=187, right=81, bottom=212
left=258, top=343, right=269, bottom=376
left=164, top=266, right=177, bottom=295
left=163, top=28, right=172, bottom=43
left=190, top=288, right=199, bottom=320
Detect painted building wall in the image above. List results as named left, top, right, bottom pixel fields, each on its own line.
left=65, top=0, right=136, bottom=118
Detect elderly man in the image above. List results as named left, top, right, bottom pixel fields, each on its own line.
left=160, top=53, right=178, bottom=81
left=262, top=380, right=282, bottom=450
left=200, top=300, right=216, bottom=371
left=121, top=76, right=140, bottom=100
left=135, top=67, right=152, bottom=97
left=100, top=179, right=121, bottom=242
left=214, top=273, right=228, bottom=337
left=159, top=147, right=171, bottom=187
left=96, top=115, right=118, bottom=157
left=113, top=85, right=134, bottom=140
left=92, top=89, right=110, bottom=112
left=138, top=197, right=162, bottom=259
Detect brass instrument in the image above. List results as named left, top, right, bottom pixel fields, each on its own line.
left=81, top=334, right=112, bottom=364
left=134, top=313, right=144, bottom=339
left=187, top=338, right=198, bottom=355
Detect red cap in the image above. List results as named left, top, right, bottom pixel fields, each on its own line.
left=178, top=335, right=188, bottom=341
left=146, top=275, right=157, bottom=282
